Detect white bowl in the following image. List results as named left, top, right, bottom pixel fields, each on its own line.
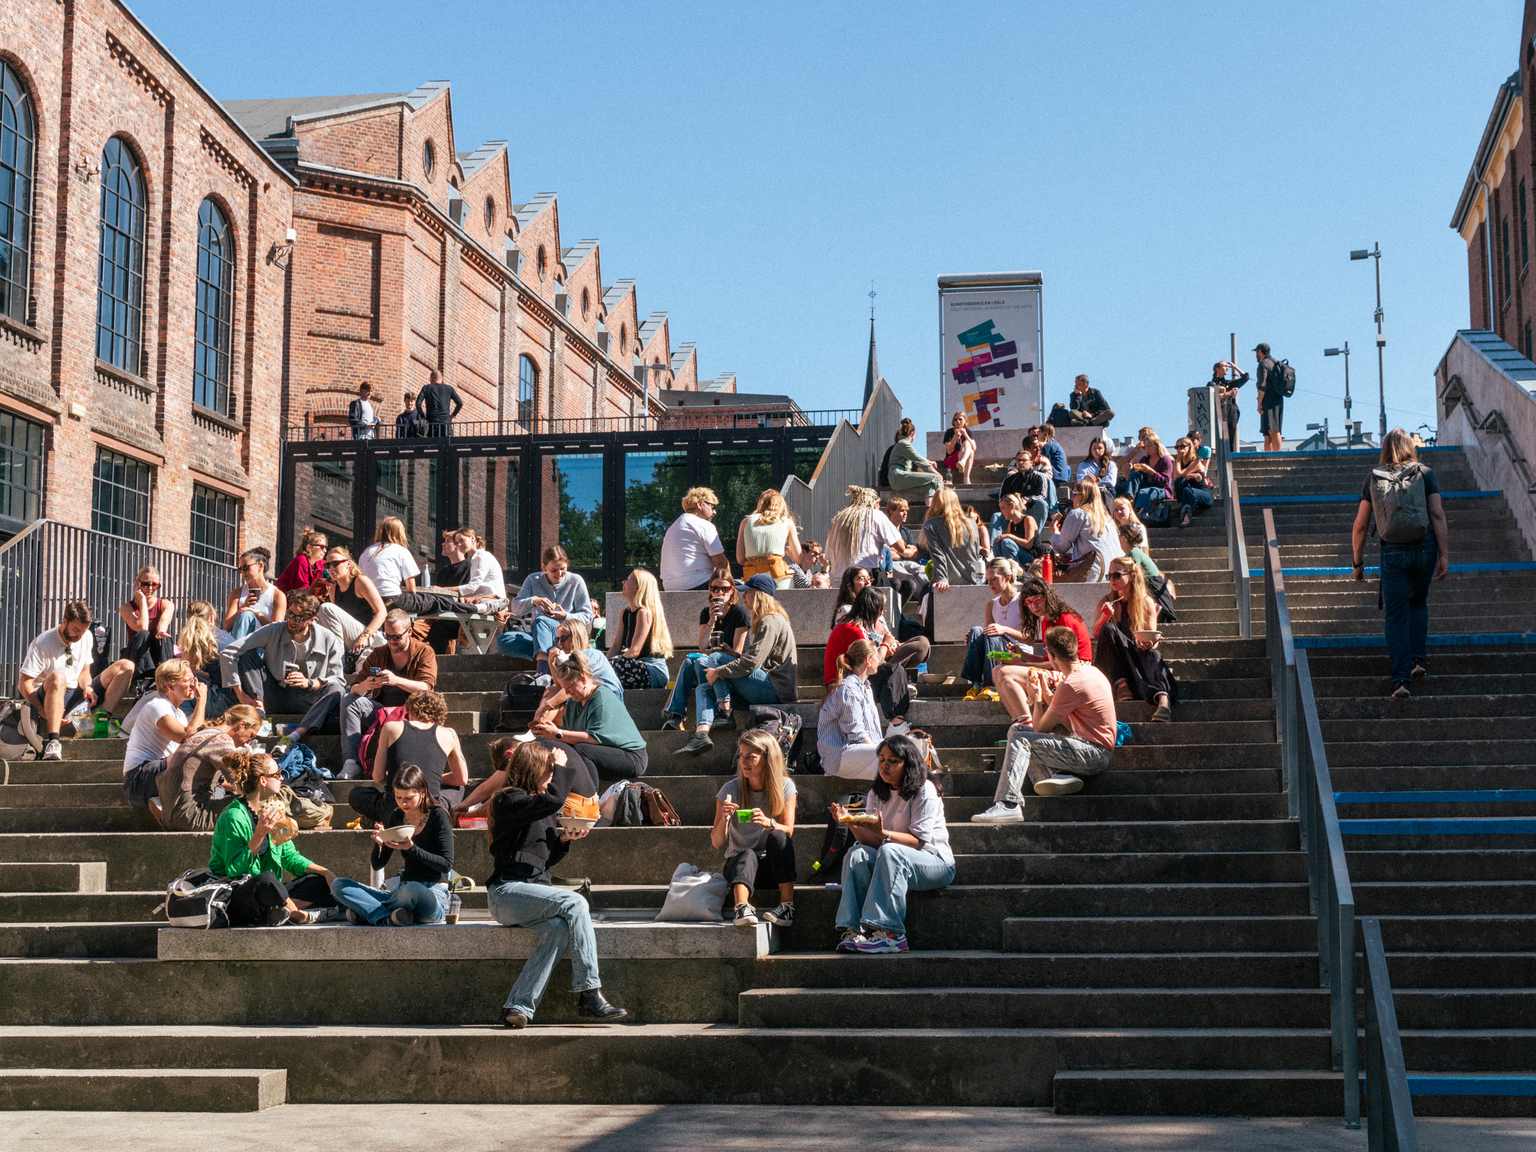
left=1134, top=630, right=1162, bottom=646
left=558, top=815, right=598, bottom=831
left=379, top=825, right=415, bottom=846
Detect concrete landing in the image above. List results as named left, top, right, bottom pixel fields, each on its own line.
left=157, top=915, right=779, bottom=961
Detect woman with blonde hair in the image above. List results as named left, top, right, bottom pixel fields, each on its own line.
left=660, top=486, right=728, bottom=590
left=990, top=493, right=1042, bottom=564
left=712, top=728, right=798, bottom=927
left=1111, top=497, right=1152, bottom=558
left=921, top=487, right=984, bottom=593
left=1049, top=480, right=1124, bottom=581
left=315, top=546, right=388, bottom=652
left=736, top=488, right=805, bottom=589
left=1092, top=555, right=1172, bottom=721
left=607, top=568, right=673, bottom=689
left=358, top=516, right=420, bottom=600
left=1172, top=436, right=1214, bottom=529
left=826, top=486, right=903, bottom=585
left=118, top=564, right=176, bottom=681
left=940, top=411, right=977, bottom=485
left=154, top=703, right=261, bottom=831
left=817, top=637, right=884, bottom=780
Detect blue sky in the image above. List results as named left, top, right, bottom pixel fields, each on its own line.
left=135, top=0, right=1516, bottom=443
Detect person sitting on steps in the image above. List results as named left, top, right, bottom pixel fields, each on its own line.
left=991, top=493, right=1043, bottom=564
left=1172, top=436, right=1214, bottom=529
left=673, top=575, right=799, bottom=755
left=972, top=625, right=1117, bottom=823
left=485, top=740, right=626, bottom=1027
left=660, top=575, right=750, bottom=732
left=338, top=609, right=438, bottom=779
left=122, top=658, right=208, bottom=810
left=119, top=565, right=176, bottom=686
left=331, top=763, right=454, bottom=926
left=831, top=734, right=955, bottom=955
left=351, top=689, right=469, bottom=826
left=606, top=568, right=673, bottom=690
left=940, top=412, right=977, bottom=485
left=208, top=749, right=341, bottom=925
left=991, top=578, right=1093, bottom=725
left=275, top=527, right=327, bottom=594
left=1092, top=556, right=1173, bottom=722
left=496, top=545, right=592, bottom=684
left=712, top=728, right=798, bottom=928
left=17, top=601, right=135, bottom=761
left=960, top=557, right=1028, bottom=700
left=529, top=650, right=649, bottom=782
left=219, top=591, right=345, bottom=745
left=313, top=547, right=387, bottom=656
left=224, top=547, right=286, bottom=641
left=823, top=587, right=927, bottom=728
left=817, top=638, right=886, bottom=780
left=153, top=704, right=262, bottom=831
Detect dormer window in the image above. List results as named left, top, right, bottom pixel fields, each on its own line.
left=422, top=139, right=435, bottom=180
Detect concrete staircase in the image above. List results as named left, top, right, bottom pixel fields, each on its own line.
left=1238, top=446, right=1536, bottom=1118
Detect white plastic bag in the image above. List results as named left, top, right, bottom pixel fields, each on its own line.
left=654, top=862, right=728, bottom=922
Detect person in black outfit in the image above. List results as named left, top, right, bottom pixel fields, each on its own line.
left=349, top=690, right=468, bottom=824
left=330, top=764, right=455, bottom=925
left=1210, top=361, right=1248, bottom=454
left=1255, top=343, right=1283, bottom=452
left=395, top=392, right=424, bottom=438
left=414, top=369, right=463, bottom=437
left=1048, top=374, right=1114, bottom=428
left=999, top=446, right=1051, bottom=529
left=484, top=740, right=627, bottom=1027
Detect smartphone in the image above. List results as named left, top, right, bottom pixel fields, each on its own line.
left=283, top=662, right=300, bottom=676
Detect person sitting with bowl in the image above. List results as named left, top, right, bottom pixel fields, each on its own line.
left=1093, top=555, right=1173, bottom=722
left=711, top=729, right=798, bottom=928
left=331, top=763, right=454, bottom=926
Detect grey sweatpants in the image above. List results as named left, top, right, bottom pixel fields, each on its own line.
left=994, top=723, right=1112, bottom=805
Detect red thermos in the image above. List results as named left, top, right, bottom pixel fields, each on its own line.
left=1042, top=553, right=1053, bottom=582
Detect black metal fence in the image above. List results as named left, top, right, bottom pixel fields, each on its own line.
left=285, top=409, right=864, bottom=444
left=0, top=520, right=235, bottom=697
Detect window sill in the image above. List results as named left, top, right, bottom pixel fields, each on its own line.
left=0, top=312, right=44, bottom=346
left=94, top=358, right=155, bottom=394
left=192, top=404, right=244, bottom=434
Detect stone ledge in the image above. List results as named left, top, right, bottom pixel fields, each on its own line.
left=0, top=1067, right=286, bottom=1111
left=157, top=916, right=778, bottom=962
left=606, top=587, right=895, bottom=648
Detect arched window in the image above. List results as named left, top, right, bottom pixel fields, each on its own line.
left=581, top=288, right=590, bottom=318
left=0, top=62, right=35, bottom=325
left=484, top=197, right=495, bottom=234
left=517, top=353, right=537, bottom=428
left=96, top=137, right=146, bottom=373
left=422, top=139, right=435, bottom=180
left=619, top=324, right=627, bottom=354
left=194, top=198, right=234, bottom=415
left=536, top=245, right=546, bottom=277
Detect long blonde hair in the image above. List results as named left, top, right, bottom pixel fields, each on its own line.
left=1174, top=438, right=1195, bottom=467
left=1108, top=557, right=1156, bottom=633
left=1380, top=428, right=1417, bottom=465
left=822, top=637, right=877, bottom=701
left=1074, top=479, right=1113, bottom=538
left=627, top=569, right=673, bottom=658
left=749, top=587, right=789, bottom=631
left=372, top=517, right=409, bottom=549
left=177, top=616, right=218, bottom=672
left=752, top=489, right=788, bottom=526
left=1111, top=496, right=1151, bottom=556
left=1144, top=431, right=1168, bottom=461
left=926, top=487, right=972, bottom=546
left=826, top=486, right=882, bottom=577
left=736, top=729, right=789, bottom=818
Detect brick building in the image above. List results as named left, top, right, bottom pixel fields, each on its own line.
left=1451, top=0, right=1536, bottom=355
left=0, top=0, right=294, bottom=559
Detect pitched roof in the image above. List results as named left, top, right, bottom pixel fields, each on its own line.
left=457, top=141, right=507, bottom=181
left=513, top=193, right=557, bottom=230
left=602, top=280, right=635, bottom=313
left=562, top=238, right=599, bottom=274
left=670, top=342, right=697, bottom=374
left=703, top=372, right=736, bottom=393
left=639, top=312, right=667, bottom=349
left=659, top=389, right=798, bottom=410
left=222, top=93, right=408, bottom=143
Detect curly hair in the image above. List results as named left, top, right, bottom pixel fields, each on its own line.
left=404, top=690, right=448, bottom=725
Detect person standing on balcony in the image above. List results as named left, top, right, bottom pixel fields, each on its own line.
left=660, top=487, right=730, bottom=591
left=395, top=391, right=425, bottom=439
left=1255, top=343, right=1284, bottom=453
left=17, top=602, right=136, bottom=761
left=1352, top=429, right=1451, bottom=699
left=415, top=369, right=463, bottom=437
left=348, top=381, right=379, bottom=440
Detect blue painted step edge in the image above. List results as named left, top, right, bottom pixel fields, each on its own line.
left=1335, top=790, right=1536, bottom=804
left=1340, top=817, right=1536, bottom=834
left=1293, top=632, right=1536, bottom=649
left=1247, top=562, right=1536, bottom=577
left=1408, top=1076, right=1536, bottom=1097
left=1254, top=490, right=1497, bottom=504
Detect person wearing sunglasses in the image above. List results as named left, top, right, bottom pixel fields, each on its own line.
left=117, top=565, right=176, bottom=685
left=337, top=609, right=438, bottom=779
left=659, top=487, right=730, bottom=591
left=1092, top=557, right=1173, bottom=722
left=224, top=547, right=286, bottom=641
left=17, top=601, right=136, bottom=761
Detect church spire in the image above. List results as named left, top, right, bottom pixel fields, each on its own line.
left=863, top=284, right=880, bottom=408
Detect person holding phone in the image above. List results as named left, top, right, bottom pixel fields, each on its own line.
left=225, top=548, right=287, bottom=641
left=711, top=729, right=797, bottom=928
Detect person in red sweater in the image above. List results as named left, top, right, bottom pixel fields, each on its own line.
left=276, top=528, right=328, bottom=594
left=991, top=578, right=1091, bottom=726
left=823, top=588, right=929, bottom=730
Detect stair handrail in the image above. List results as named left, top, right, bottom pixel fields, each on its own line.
left=1209, top=386, right=1251, bottom=638
left=1361, top=918, right=1421, bottom=1151
left=1262, top=508, right=1360, bottom=1128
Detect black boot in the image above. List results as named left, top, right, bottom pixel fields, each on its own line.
left=577, top=989, right=628, bottom=1020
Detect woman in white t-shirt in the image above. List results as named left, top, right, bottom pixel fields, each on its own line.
left=710, top=729, right=797, bottom=929
left=358, top=517, right=421, bottom=599
left=122, top=659, right=206, bottom=811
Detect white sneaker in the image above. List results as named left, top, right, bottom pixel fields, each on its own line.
left=971, top=801, right=1024, bottom=823
left=339, top=759, right=362, bottom=780
left=1034, top=774, right=1085, bottom=796
left=41, top=738, right=63, bottom=761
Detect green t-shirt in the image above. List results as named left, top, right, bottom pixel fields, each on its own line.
left=563, top=685, right=645, bottom=751
left=1129, top=547, right=1160, bottom=581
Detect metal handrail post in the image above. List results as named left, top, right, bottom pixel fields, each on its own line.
left=1363, top=918, right=1420, bottom=1152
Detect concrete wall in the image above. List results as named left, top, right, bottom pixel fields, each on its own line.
left=781, top=378, right=902, bottom=542
left=1436, top=329, right=1536, bottom=560
left=605, top=586, right=896, bottom=650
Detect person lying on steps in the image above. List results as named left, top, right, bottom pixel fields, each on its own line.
left=712, top=729, right=798, bottom=928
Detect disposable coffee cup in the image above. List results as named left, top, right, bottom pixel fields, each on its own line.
left=446, top=893, right=461, bottom=925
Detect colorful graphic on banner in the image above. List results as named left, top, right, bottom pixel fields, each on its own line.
left=940, top=285, right=1041, bottom=430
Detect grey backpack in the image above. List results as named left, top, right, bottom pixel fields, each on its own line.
left=1369, top=463, right=1429, bottom=544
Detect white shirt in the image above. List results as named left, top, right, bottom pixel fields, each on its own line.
left=866, top=780, right=954, bottom=866
left=660, top=512, right=723, bottom=590
left=852, top=510, right=904, bottom=571
left=123, top=696, right=179, bottom=774
left=359, top=542, right=420, bottom=597
left=457, top=549, right=506, bottom=600
left=19, top=628, right=93, bottom=684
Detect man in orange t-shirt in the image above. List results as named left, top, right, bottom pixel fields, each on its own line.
left=972, top=624, right=1115, bottom=822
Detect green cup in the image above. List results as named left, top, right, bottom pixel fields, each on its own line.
left=736, top=808, right=753, bottom=823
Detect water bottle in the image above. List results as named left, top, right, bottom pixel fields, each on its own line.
left=1042, top=554, right=1054, bottom=583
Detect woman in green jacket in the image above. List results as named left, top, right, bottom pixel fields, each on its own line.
left=886, top=421, right=944, bottom=501
left=208, top=749, right=341, bottom=926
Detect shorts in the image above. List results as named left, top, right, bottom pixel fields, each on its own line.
left=1260, top=401, right=1282, bottom=436
left=61, top=676, right=106, bottom=715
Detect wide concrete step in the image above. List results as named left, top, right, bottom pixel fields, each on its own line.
left=1332, top=764, right=1536, bottom=793
left=1316, top=690, right=1536, bottom=714
left=1050, top=1068, right=1349, bottom=1117
left=1007, top=882, right=1310, bottom=918
left=0, top=1067, right=286, bottom=1111
left=0, top=862, right=106, bottom=893
left=1344, top=850, right=1536, bottom=882
left=1328, top=739, right=1536, bottom=766
left=1308, top=651, right=1536, bottom=677
left=0, top=921, right=160, bottom=958
left=1355, top=881, right=1536, bottom=916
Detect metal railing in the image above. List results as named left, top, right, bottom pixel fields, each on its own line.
left=1209, top=383, right=1251, bottom=639
left=284, top=407, right=863, bottom=443
left=1262, top=507, right=1359, bottom=1126
left=0, top=520, right=236, bottom=697
left=1362, top=918, right=1421, bottom=1151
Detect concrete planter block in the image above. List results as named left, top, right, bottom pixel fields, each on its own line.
left=606, top=588, right=894, bottom=649
left=931, top=582, right=1108, bottom=642
left=926, top=426, right=1105, bottom=466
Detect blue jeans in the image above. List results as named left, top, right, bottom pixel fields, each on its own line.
left=230, top=610, right=262, bottom=641
left=835, top=842, right=955, bottom=935
left=961, top=625, right=999, bottom=687
left=1380, top=538, right=1437, bottom=685
left=488, top=880, right=601, bottom=1017
left=330, top=876, right=448, bottom=924
left=664, top=651, right=733, bottom=721
left=993, top=537, right=1032, bottom=565
left=1174, top=478, right=1215, bottom=518
left=703, top=667, right=780, bottom=727
left=496, top=614, right=561, bottom=661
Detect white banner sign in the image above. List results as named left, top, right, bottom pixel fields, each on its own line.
left=939, top=284, right=1041, bottom=430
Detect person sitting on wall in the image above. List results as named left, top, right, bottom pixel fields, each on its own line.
left=496, top=545, right=592, bottom=684
left=338, top=608, right=438, bottom=780
left=939, top=412, right=977, bottom=486
left=358, top=518, right=420, bottom=604
left=885, top=419, right=945, bottom=501
left=712, top=729, right=798, bottom=928
left=659, top=574, right=751, bottom=733
left=219, top=591, right=346, bottom=743
left=607, top=568, right=673, bottom=691
left=118, top=565, right=176, bottom=686
left=1048, top=374, right=1115, bottom=428
left=659, top=487, right=731, bottom=591
left=735, top=488, right=808, bottom=591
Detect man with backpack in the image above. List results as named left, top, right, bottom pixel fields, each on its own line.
left=1351, top=430, right=1450, bottom=698
left=1255, top=343, right=1288, bottom=452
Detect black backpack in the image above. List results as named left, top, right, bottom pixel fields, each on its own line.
left=741, top=704, right=803, bottom=768
left=1272, top=359, right=1296, bottom=398
left=810, top=792, right=866, bottom=883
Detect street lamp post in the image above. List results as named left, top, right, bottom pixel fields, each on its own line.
left=1324, top=342, right=1351, bottom=443
left=1350, top=244, right=1386, bottom=440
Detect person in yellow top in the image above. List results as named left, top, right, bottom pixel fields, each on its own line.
left=207, top=749, right=340, bottom=926
left=735, top=489, right=807, bottom=590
